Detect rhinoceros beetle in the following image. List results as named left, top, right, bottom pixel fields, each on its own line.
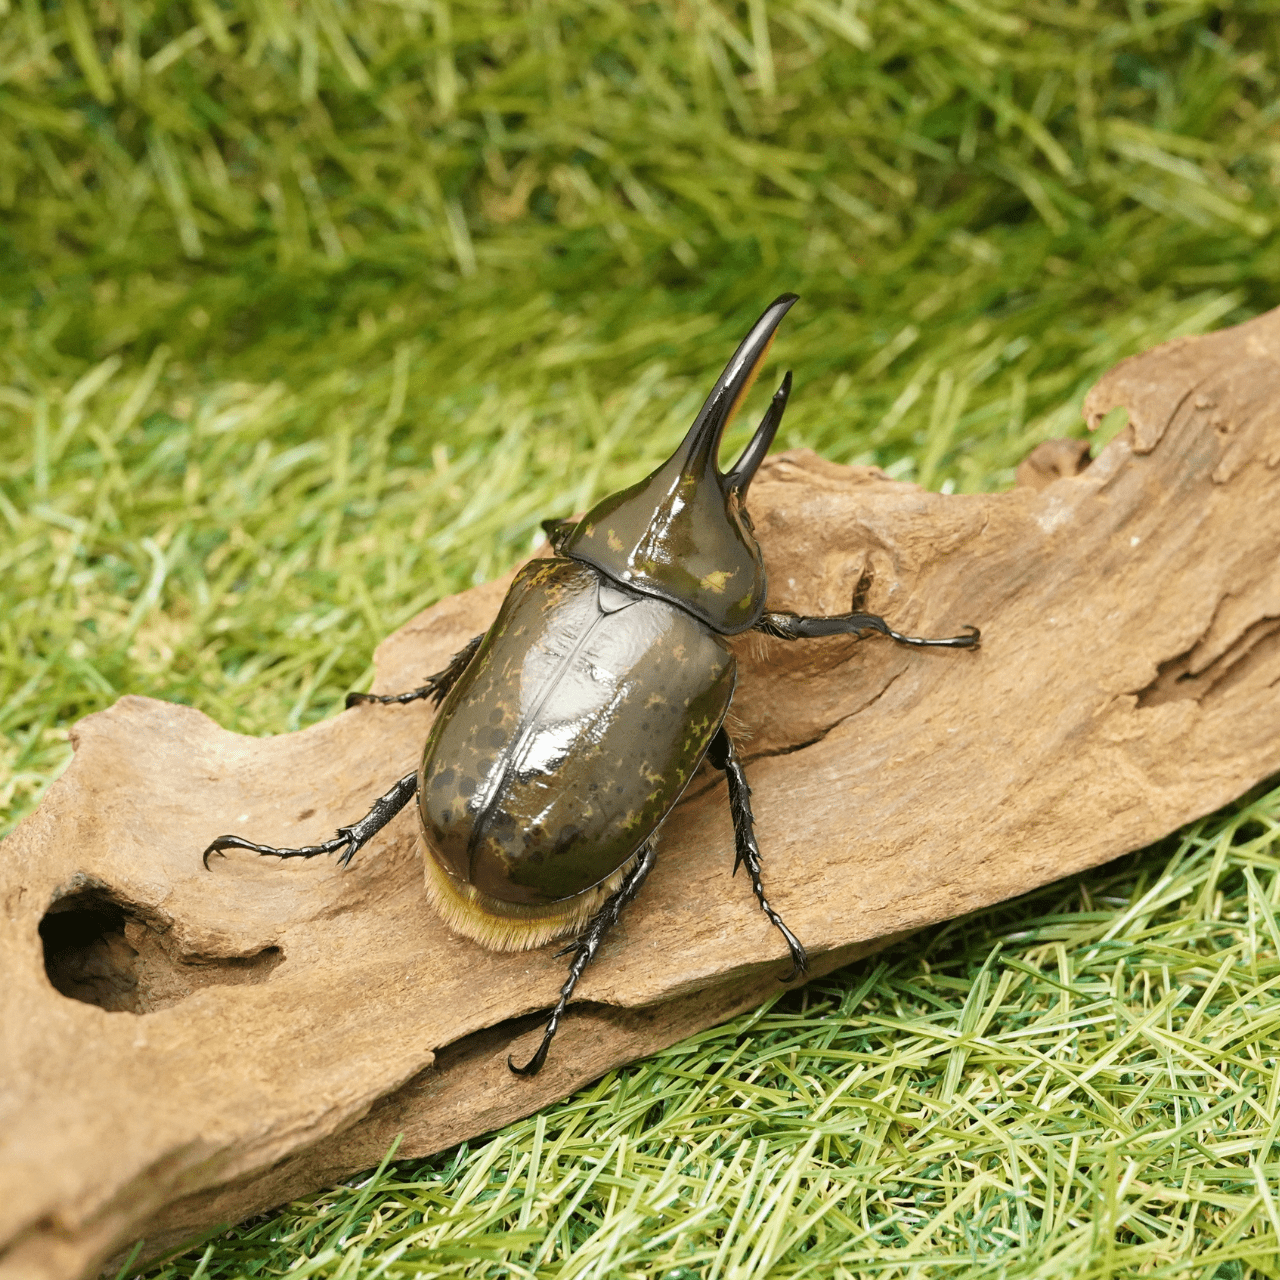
left=202, top=295, right=979, bottom=1076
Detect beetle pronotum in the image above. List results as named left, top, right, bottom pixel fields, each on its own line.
left=203, top=295, right=979, bottom=1075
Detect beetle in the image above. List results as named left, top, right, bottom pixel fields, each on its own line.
left=202, top=294, right=980, bottom=1076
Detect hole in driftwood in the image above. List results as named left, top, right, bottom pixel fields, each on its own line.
left=40, top=885, right=283, bottom=1014
left=41, top=890, right=141, bottom=1013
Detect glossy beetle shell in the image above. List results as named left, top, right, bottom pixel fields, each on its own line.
left=562, top=453, right=767, bottom=635
left=562, top=294, right=797, bottom=634
left=418, top=556, right=735, bottom=947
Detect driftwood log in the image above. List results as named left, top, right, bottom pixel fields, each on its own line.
left=5, top=308, right=1280, bottom=1280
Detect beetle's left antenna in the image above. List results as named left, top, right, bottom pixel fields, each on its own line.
left=723, top=371, right=792, bottom=498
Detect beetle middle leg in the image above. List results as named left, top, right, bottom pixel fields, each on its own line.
left=203, top=630, right=487, bottom=872
left=508, top=836, right=658, bottom=1078
left=202, top=770, right=418, bottom=870
left=707, top=727, right=808, bottom=983
left=345, top=634, right=485, bottom=709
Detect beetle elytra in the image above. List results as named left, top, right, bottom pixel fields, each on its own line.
left=202, top=295, right=980, bottom=1076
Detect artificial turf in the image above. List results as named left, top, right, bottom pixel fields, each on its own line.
left=4, top=0, right=1280, bottom=1274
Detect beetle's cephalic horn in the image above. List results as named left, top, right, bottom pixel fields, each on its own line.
left=724, top=370, right=792, bottom=499
left=561, top=293, right=798, bottom=635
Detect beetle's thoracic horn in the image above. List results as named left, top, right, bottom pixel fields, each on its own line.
left=561, top=294, right=799, bottom=635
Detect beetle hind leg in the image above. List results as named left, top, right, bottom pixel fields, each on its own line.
left=201, top=770, right=418, bottom=870
left=508, top=837, right=658, bottom=1078
left=345, top=634, right=484, bottom=709
left=707, top=727, right=808, bottom=983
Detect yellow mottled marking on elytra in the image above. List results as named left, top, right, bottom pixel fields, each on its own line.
left=645, top=692, right=666, bottom=708
left=607, top=529, right=624, bottom=552
left=699, top=569, right=734, bottom=593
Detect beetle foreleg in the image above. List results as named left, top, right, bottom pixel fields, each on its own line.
left=757, top=609, right=980, bottom=650
left=540, top=517, right=577, bottom=555
left=707, top=727, right=808, bottom=984
left=345, top=634, right=484, bottom=709
left=508, top=837, right=658, bottom=1078
left=201, top=770, right=418, bottom=870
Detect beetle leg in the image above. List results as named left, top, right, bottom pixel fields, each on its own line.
left=757, top=609, right=980, bottom=650
left=707, top=727, right=809, bottom=984
left=540, top=517, right=578, bottom=555
left=345, top=634, right=484, bottom=709
left=508, top=837, right=658, bottom=1078
left=201, top=770, right=418, bottom=871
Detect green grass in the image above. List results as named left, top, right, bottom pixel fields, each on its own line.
left=4, top=0, right=1280, bottom=1274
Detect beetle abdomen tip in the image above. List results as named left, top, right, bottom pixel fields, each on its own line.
left=421, top=840, right=643, bottom=952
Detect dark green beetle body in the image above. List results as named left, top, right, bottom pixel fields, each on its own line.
left=419, top=557, right=734, bottom=951
left=413, top=294, right=799, bottom=958
left=202, top=293, right=981, bottom=1077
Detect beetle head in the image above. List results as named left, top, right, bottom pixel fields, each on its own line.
left=561, top=294, right=797, bottom=634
